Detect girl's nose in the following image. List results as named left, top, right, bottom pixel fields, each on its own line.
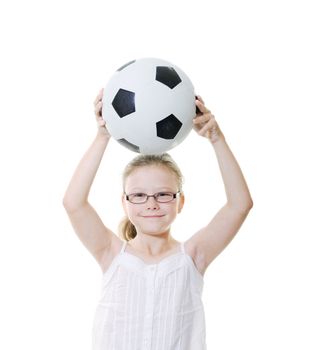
left=146, top=196, right=159, bottom=209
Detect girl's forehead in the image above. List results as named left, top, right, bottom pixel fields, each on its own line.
left=125, top=165, right=177, bottom=189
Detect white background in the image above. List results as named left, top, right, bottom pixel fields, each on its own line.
left=1, top=0, right=308, bottom=349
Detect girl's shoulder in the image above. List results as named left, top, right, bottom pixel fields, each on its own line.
left=183, top=239, right=195, bottom=256
left=183, top=238, right=207, bottom=277
left=99, top=235, right=124, bottom=273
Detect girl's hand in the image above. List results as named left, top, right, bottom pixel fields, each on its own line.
left=193, top=96, right=223, bottom=144
left=94, top=89, right=111, bottom=138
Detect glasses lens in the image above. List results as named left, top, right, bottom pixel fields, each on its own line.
left=156, top=192, right=174, bottom=203
left=128, top=193, right=147, bottom=203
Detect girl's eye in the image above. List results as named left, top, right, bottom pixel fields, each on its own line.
left=134, top=193, right=146, bottom=197
left=157, top=192, right=170, bottom=197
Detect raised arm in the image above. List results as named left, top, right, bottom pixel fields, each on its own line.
left=63, top=90, right=118, bottom=264
left=186, top=97, right=253, bottom=274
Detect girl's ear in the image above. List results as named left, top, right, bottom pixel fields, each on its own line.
left=178, top=192, right=185, bottom=213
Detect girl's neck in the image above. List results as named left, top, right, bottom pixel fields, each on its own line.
left=128, top=235, right=179, bottom=256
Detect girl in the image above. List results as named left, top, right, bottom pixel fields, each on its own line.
left=63, top=89, right=253, bottom=350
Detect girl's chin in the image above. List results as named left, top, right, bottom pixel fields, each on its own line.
left=136, top=225, right=171, bottom=236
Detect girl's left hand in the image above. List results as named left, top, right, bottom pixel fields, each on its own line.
left=193, top=96, right=223, bottom=143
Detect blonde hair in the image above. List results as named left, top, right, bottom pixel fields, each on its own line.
left=118, top=153, right=184, bottom=241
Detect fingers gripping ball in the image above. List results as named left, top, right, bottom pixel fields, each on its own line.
left=102, top=58, right=196, bottom=154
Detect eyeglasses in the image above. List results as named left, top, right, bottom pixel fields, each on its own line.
left=125, top=191, right=180, bottom=204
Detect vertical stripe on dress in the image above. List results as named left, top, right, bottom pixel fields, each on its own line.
left=168, top=270, right=178, bottom=348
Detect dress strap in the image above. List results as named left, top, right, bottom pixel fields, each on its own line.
left=120, top=240, right=127, bottom=253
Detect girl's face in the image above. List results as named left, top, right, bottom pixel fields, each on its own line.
left=122, top=165, right=184, bottom=236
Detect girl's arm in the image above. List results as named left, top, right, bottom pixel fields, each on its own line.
left=187, top=97, right=253, bottom=273
left=63, top=90, right=118, bottom=264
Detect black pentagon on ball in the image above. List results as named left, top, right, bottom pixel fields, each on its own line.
left=156, top=66, right=182, bottom=89
left=117, top=138, right=140, bottom=153
left=112, top=89, right=136, bottom=118
left=156, top=114, right=182, bottom=139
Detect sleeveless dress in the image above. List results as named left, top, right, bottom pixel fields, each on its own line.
left=92, top=241, right=206, bottom=350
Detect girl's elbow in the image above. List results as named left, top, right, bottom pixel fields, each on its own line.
left=62, top=197, right=73, bottom=211
left=62, top=197, right=80, bottom=213
left=230, top=198, right=253, bottom=215
left=242, top=199, right=254, bottom=214
left=247, top=198, right=254, bottom=210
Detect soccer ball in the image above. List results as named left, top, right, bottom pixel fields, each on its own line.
left=102, top=57, right=196, bottom=154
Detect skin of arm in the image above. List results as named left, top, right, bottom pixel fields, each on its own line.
left=63, top=90, right=116, bottom=263
left=187, top=97, right=253, bottom=272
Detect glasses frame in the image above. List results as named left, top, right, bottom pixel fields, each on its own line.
left=125, top=191, right=181, bottom=204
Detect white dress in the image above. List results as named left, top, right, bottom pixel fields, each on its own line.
left=92, top=240, right=206, bottom=350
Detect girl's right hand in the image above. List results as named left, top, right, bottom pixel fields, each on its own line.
left=94, top=88, right=111, bottom=138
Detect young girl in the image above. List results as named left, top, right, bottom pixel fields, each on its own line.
left=63, top=89, right=253, bottom=350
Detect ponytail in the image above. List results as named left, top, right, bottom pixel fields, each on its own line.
left=118, top=216, right=137, bottom=241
